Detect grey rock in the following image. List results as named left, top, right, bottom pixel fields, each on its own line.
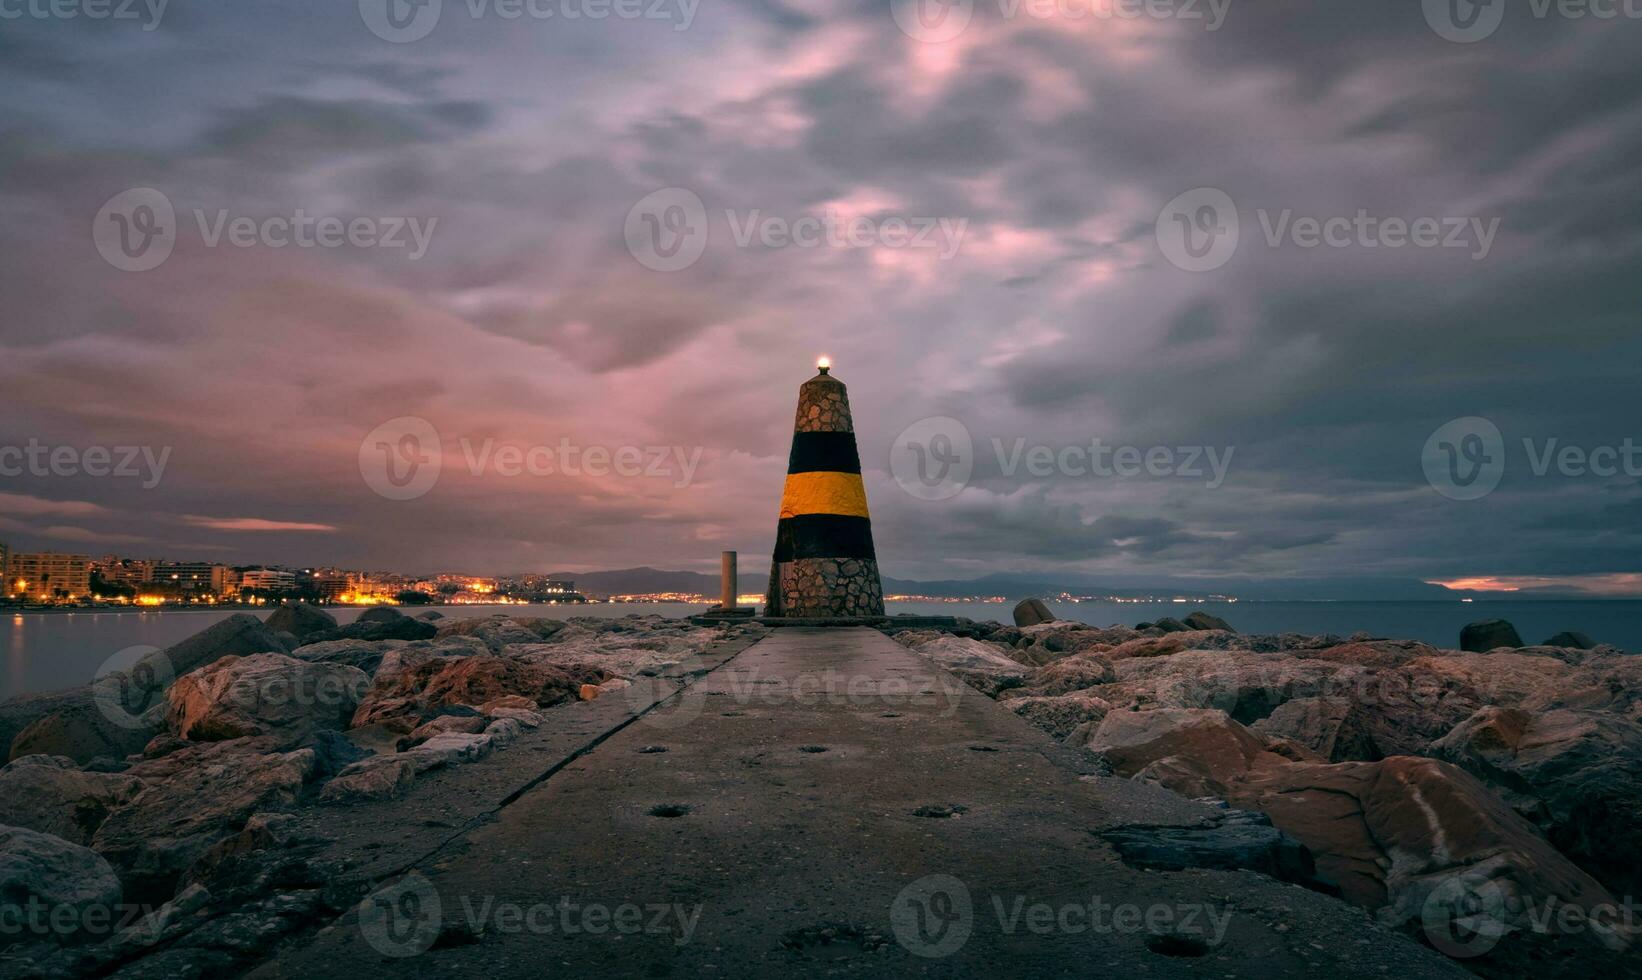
left=0, top=755, right=144, bottom=845
left=320, top=756, right=415, bottom=804
left=0, top=824, right=123, bottom=944
left=263, top=603, right=338, bottom=641
left=1012, top=597, right=1054, bottom=627
left=92, top=742, right=315, bottom=898
left=354, top=607, right=404, bottom=625
left=1460, top=618, right=1523, bottom=652
left=1251, top=697, right=1380, bottom=763
left=1182, top=611, right=1234, bottom=632
left=1541, top=631, right=1596, bottom=650
left=1101, top=808, right=1327, bottom=892
left=165, top=654, right=368, bottom=744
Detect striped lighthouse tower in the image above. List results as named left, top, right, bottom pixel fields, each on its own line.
left=765, top=358, right=886, bottom=619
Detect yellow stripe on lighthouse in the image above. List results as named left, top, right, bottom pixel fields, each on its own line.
left=778, top=471, right=870, bottom=520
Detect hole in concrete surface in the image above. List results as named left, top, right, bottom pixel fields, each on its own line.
left=798, top=745, right=829, bottom=753
left=912, top=804, right=968, bottom=819
left=1146, top=933, right=1210, bottom=958
left=967, top=745, right=999, bottom=752
left=648, top=804, right=691, bottom=818
left=722, top=711, right=746, bottom=717
left=879, top=712, right=902, bottom=718
left=779, top=922, right=887, bottom=952
left=637, top=745, right=668, bottom=754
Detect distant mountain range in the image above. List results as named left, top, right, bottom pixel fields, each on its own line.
left=546, top=567, right=1530, bottom=601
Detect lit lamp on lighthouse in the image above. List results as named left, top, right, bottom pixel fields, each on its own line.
left=816, top=355, right=831, bottom=375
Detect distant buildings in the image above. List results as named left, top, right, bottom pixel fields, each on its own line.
left=8, top=552, right=91, bottom=601
left=151, top=561, right=235, bottom=597
left=240, top=569, right=297, bottom=593
left=0, top=548, right=585, bottom=608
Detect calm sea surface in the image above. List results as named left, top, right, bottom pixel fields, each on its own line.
left=3, top=600, right=1636, bottom=700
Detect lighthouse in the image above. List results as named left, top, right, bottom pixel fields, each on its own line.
left=764, top=358, right=886, bottom=618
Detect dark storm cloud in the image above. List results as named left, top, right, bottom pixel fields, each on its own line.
left=0, top=0, right=1638, bottom=589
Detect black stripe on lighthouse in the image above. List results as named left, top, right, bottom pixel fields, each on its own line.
left=771, top=515, right=877, bottom=562
left=786, top=430, right=862, bottom=474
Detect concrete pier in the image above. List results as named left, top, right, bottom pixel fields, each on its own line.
left=250, top=629, right=1466, bottom=979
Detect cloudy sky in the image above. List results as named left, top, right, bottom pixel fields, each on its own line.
left=1, top=0, right=1639, bottom=593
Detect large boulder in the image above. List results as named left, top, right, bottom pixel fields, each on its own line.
left=1182, top=610, right=1235, bottom=632
left=91, top=739, right=315, bottom=899
left=1226, top=756, right=1621, bottom=949
left=351, top=655, right=607, bottom=732
left=3, top=615, right=288, bottom=765
left=8, top=693, right=164, bottom=766
left=1541, top=631, right=1597, bottom=650
left=165, top=654, right=368, bottom=744
left=1100, top=808, right=1323, bottom=890
left=0, top=756, right=143, bottom=845
left=1107, top=651, right=1363, bottom=725
left=300, top=617, right=437, bottom=644
left=284, top=638, right=398, bottom=675
left=0, top=824, right=123, bottom=944
left=151, top=613, right=293, bottom=679
left=354, top=606, right=404, bottom=625
left=263, top=602, right=337, bottom=641
left=1086, top=707, right=1282, bottom=797
left=320, top=756, right=416, bottom=804
left=890, top=632, right=1029, bottom=674
left=1012, top=657, right=1117, bottom=697
left=1012, top=597, right=1053, bottom=627
left=1460, top=619, right=1523, bottom=652
left=1432, top=705, right=1642, bottom=895
left=1252, top=697, right=1381, bottom=763
left=1005, top=693, right=1113, bottom=741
